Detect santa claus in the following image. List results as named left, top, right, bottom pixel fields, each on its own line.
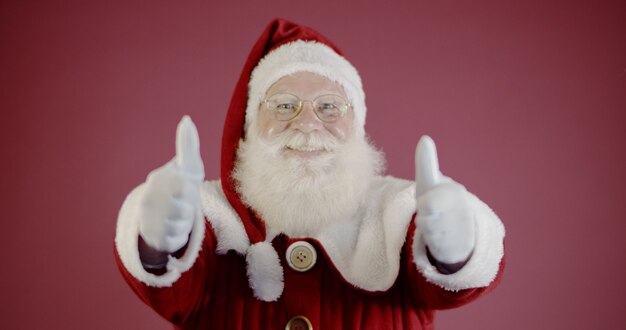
left=115, top=18, right=505, bottom=329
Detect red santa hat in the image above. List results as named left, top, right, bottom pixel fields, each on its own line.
left=220, top=18, right=365, bottom=301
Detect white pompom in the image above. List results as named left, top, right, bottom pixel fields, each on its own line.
left=246, top=241, right=284, bottom=301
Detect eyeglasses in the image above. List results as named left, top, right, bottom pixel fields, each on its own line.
left=262, top=93, right=351, bottom=123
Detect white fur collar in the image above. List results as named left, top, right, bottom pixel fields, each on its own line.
left=312, top=176, right=416, bottom=291
left=201, top=177, right=416, bottom=298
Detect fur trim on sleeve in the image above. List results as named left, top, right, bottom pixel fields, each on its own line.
left=114, top=183, right=205, bottom=287
left=412, top=191, right=505, bottom=291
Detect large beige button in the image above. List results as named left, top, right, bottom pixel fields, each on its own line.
left=286, top=241, right=317, bottom=272
left=286, top=315, right=313, bottom=330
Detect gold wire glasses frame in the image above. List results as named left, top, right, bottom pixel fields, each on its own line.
left=262, top=93, right=351, bottom=123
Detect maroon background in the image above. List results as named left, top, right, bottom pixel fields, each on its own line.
left=1, top=0, right=625, bottom=329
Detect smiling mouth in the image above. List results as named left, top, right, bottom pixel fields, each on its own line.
left=284, top=146, right=329, bottom=157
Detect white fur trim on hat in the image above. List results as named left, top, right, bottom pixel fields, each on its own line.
left=246, top=241, right=284, bottom=302
left=246, top=40, right=366, bottom=136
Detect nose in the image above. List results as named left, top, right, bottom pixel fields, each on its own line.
left=291, top=102, right=324, bottom=133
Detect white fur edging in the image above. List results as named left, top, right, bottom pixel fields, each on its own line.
left=412, top=192, right=505, bottom=291
left=114, top=183, right=205, bottom=287
left=201, top=181, right=249, bottom=255
left=203, top=180, right=283, bottom=302
left=316, top=177, right=416, bottom=292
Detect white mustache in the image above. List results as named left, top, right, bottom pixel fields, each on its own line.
left=279, top=131, right=339, bottom=152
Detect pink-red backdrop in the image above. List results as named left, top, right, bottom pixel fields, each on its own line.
left=1, top=0, right=624, bottom=329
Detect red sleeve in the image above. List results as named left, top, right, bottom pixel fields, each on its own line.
left=403, top=220, right=506, bottom=310
left=114, top=220, right=218, bottom=325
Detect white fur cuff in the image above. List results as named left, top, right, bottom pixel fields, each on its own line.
left=412, top=192, right=505, bottom=291
left=114, top=183, right=205, bottom=287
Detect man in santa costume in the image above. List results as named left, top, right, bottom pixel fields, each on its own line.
left=115, top=18, right=505, bottom=329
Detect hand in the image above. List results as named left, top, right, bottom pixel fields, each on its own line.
left=415, top=136, right=475, bottom=264
left=138, top=116, right=205, bottom=253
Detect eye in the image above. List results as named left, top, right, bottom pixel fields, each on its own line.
left=276, top=103, right=297, bottom=110
left=315, top=95, right=347, bottom=113
left=266, top=93, right=301, bottom=116
left=317, top=103, right=338, bottom=113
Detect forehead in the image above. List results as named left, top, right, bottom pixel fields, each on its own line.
left=265, top=72, right=347, bottom=98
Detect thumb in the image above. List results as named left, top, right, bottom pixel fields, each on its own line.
left=415, top=135, right=443, bottom=196
left=175, top=115, right=204, bottom=179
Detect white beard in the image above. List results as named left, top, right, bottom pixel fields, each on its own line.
left=233, top=126, right=385, bottom=238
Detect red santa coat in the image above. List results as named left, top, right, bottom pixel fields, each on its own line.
left=114, top=18, right=505, bottom=329
left=115, top=178, right=506, bottom=329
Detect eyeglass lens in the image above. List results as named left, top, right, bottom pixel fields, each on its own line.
left=265, top=93, right=348, bottom=122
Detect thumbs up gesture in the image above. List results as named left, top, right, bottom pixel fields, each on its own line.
left=138, top=116, right=205, bottom=253
left=415, top=136, right=475, bottom=265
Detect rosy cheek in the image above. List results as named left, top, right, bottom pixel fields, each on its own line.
left=265, top=126, right=277, bottom=137
left=328, top=122, right=351, bottom=141
left=330, top=110, right=355, bottom=142
left=263, top=122, right=287, bottom=138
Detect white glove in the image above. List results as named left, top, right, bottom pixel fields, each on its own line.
left=415, top=136, right=475, bottom=264
left=138, top=116, right=205, bottom=253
